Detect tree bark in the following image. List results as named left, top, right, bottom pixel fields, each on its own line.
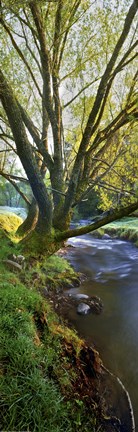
left=0, top=69, right=52, bottom=234
left=16, top=198, right=39, bottom=236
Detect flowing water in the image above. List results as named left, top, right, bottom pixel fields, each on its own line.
left=66, top=234, right=138, bottom=429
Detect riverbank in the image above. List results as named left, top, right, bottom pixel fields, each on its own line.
left=0, top=213, right=135, bottom=431
left=93, top=217, right=138, bottom=246
left=0, top=215, right=118, bottom=432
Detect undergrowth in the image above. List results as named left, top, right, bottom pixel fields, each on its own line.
left=0, top=278, right=77, bottom=432
left=0, top=221, right=103, bottom=432
left=0, top=261, right=98, bottom=432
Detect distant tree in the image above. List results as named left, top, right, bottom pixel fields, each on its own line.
left=0, top=0, right=138, bottom=255
left=73, top=189, right=101, bottom=220
left=0, top=142, right=31, bottom=207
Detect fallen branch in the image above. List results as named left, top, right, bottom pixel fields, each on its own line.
left=3, top=259, right=22, bottom=271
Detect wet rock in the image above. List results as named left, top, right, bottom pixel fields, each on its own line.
left=69, top=293, right=89, bottom=300
left=77, top=303, right=91, bottom=315
left=67, top=292, right=103, bottom=315
left=92, top=302, right=103, bottom=314
left=102, top=233, right=110, bottom=239
left=89, top=296, right=103, bottom=314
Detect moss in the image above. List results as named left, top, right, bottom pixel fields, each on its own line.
left=91, top=228, right=105, bottom=238
left=0, top=245, right=105, bottom=432
left=20, top=228, right=63, bottom=257
left=94, top=217, right=138, bottom=246
left=0, top=213, right=22, bottom=232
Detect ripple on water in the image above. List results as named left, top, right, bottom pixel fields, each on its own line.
left=68, top=236, right=127, bottom=252
left=96, top=244, right=113, bottom=250
left=94, top=262, right=132, bottom=282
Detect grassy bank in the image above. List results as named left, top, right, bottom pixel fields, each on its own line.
left=93, top=217, right=138, bottom=246
left=103, top=217, right=138, bottom=245
left=0, top=214, right=108, bottom=432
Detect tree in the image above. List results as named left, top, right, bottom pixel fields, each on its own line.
left=0, top=138, right=32, bottom=207
left=92, top=129, right=138, bottom=210
left=0, top=0, right=138, bottom=255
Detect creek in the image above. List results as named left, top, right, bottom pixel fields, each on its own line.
left=66, top=234, right=138, bottom=430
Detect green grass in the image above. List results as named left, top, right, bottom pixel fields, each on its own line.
left=0, top=214, right=106, bottom=432
left=0, top=274, right=83, bottom=431
left=0, top=280, right=72, bottom=432
left=21, top=252, right=80, bottom=292
left=103, top=217, right=138, bottom=245
left=0, top=267, right=100, bottom=432
left=43, top=254, right=74, bottom=275
left=105, top=217, right=138, bottom=230
left=91, top=217, right=138, bottom=245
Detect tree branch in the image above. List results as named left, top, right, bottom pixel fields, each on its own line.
left=0, top=173, right=28, bottom=182
left=96, top=180, right=135, bottom=196
left=0, top=69, right=52, bottom=228
left=87, top=99, right=137, bottom=155
left=29, top=2, right=54, bottom=122
left=0, top=134, right=17, bottom=154
left=1, top=20, right=42, bottom=97
left=53, top=0, right=63, bottom=69
left=18, top=102, right=54, bottom=171
left=30, top=1, right=64, bottom=199
left=63, top=0, right=138, bottom=216
left=63, top=77, right=100, bottom=109
left=21, top=21, right=42, bottom=75
left=89, top=43, right=138, bottom=137
left=56, top=201, right=138, bottom=241
left=79, top=0, right=138, bottom=152
left=58, top=0, right=82, bottom=69
left=0, top=131, right=14, bottom=141
left=0, top=170, right=31, bottom=206
left=52, top=1, right=63, bottom=168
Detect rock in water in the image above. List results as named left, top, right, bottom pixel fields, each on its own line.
left=68, top=293, right=89, bottom=300
left=102, top=233, right=110, bottom=239
left=77, top=303, right=90, bottom=315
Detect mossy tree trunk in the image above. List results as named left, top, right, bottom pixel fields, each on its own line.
left=0, top=70, right=53, bottom=240
left=17, top=198, right=39, bottom=237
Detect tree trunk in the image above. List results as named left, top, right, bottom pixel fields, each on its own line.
left=0, top=69, right=53, bottom=235
left=17, top=198, right=39, bottom=237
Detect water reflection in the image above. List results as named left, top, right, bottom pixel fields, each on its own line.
left=67, top=235, right=138, bottom=428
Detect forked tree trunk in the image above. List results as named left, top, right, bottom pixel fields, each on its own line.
left=17, top=198, right=39, bottom=237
